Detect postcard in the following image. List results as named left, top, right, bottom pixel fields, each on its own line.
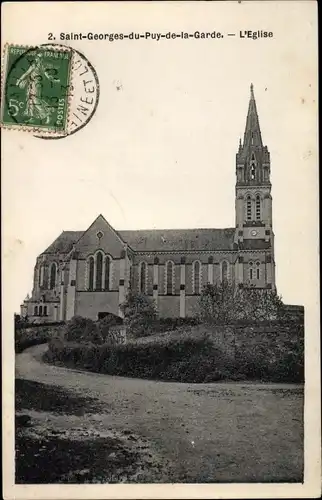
left=2, top=1, right=320, bottom=499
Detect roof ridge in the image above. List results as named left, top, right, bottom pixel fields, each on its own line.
left=56, top=227, right=236, bottom=234
left=119, top=227, right=235, bottom=232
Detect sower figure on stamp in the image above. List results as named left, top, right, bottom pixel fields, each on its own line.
left=16, top=53, right=60, bottom=124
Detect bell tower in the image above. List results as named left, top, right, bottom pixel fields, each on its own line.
left=235, top=84, right=275, bottom=288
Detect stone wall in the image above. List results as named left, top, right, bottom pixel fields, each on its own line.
left=75, top=291, right=119, bottom=320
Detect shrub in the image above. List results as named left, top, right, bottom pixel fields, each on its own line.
left=15, top=325, right=65, bottom=353
left=97, top=315, right=123, bottom=344
left=15, top=331, right=49, bottom=353
left=120, top=291, right=157, bottom=338
left=153, top=317, right=201, bottom=333
left=64, top=316, right=102, bottom=344
left=14, top=314, right=29, bottom=330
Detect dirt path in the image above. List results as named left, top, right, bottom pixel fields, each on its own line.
left=16, top=344, right=304, bottom=483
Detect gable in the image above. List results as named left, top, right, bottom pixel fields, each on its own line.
left=73, top=215, right=126, bottom=258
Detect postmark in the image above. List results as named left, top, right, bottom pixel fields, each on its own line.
left=1, top=43, right=99, bottom=138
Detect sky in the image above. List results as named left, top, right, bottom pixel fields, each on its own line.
left=2, top=1, right=318, bottom=313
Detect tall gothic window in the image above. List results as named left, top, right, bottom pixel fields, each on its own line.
left=96, top=252, right=103, bottom=290
left=255, top=195, right=261, bottom=221
left=88, top=257, right=94, bottom=290
left=34, top=305, right=38, bottom=316
left=39, top=265, right=44, bottom=287
left=192, top=260, right=201, bottom=294
left=139, top=262, right=147, bottom=294
left=221, top=261, right=228, bottom=283
left=49, top=263, right=57, bottom=289
left=104, top=256, right=110, bottom=290
left=249, top=262, right=254, bottom=281
left=39, top=305, right=43, bottom=316
left=256, top=261, right=261, bottom=280
left=88, top=253, right=112, bottom=291
left=165, top=261, right=174, bottom=295
left=246, top=196, right=252, bottom=221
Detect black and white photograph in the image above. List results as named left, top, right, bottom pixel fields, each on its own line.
left=2, top=1, right=320, bottom=499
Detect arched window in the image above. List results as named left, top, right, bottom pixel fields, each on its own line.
left=39, top=265, right=44, bottom=287
left=39, top=305, right=43, bottom=316
left=49, top=263, right=57, bottom=289
left=104, top=256, right=110, bottom=290
left=139, top=261, right=147, bottom=294
left=256, top=261, right=261, bottom=280
left=88, top=257, right=94, bottom=290
left=96, top=252, right=103, bottom=290
left=165, top=261, right=174, bottom=295
left=246, top=196, right=252, bottom=221
left=221, top=261, right=229, bottom=283
left=192, top=260, right=201, bottom=294
left=43, top=305, right=48, bottom=316
left=250, top=163, right=256, bottom=180
left=255, top=195, right=261, bottom=221
left=249, top=262, right=254, bottom=281
left=34, top=305, right=38, bottom=316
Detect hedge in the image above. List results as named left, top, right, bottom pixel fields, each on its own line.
left=15, top=325, right=65, bottom=353
left=44, top=324, right=304, bottom=383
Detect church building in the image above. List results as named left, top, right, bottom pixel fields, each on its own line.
left=20, top=85, right=276, bottom=322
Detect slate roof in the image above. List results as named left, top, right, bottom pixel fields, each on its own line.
left=43, top=231, right=84, bottom=254
left=43, top=228, right=236, bottom=254
left=119, top=228, right=236, bottom=252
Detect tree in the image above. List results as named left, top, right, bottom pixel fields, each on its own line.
left=198, top=281, right=237, bottom=323
left=14, top=313, right=29, bottom=330
left=120, top=291, right=157, bottom=337
left=199, top=281, right=285, bottom=324
left=237, top=283, right=285, bottom=321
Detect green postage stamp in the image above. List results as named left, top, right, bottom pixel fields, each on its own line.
left=1, top=44, right=73, bottom=133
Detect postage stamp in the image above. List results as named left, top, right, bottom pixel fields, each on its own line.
left=1, top=44, right=73, bottom=133
left=1, top=43, right=99, bottom=138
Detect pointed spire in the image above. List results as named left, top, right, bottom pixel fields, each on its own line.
left=243, top=84, right=263, bottom=149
